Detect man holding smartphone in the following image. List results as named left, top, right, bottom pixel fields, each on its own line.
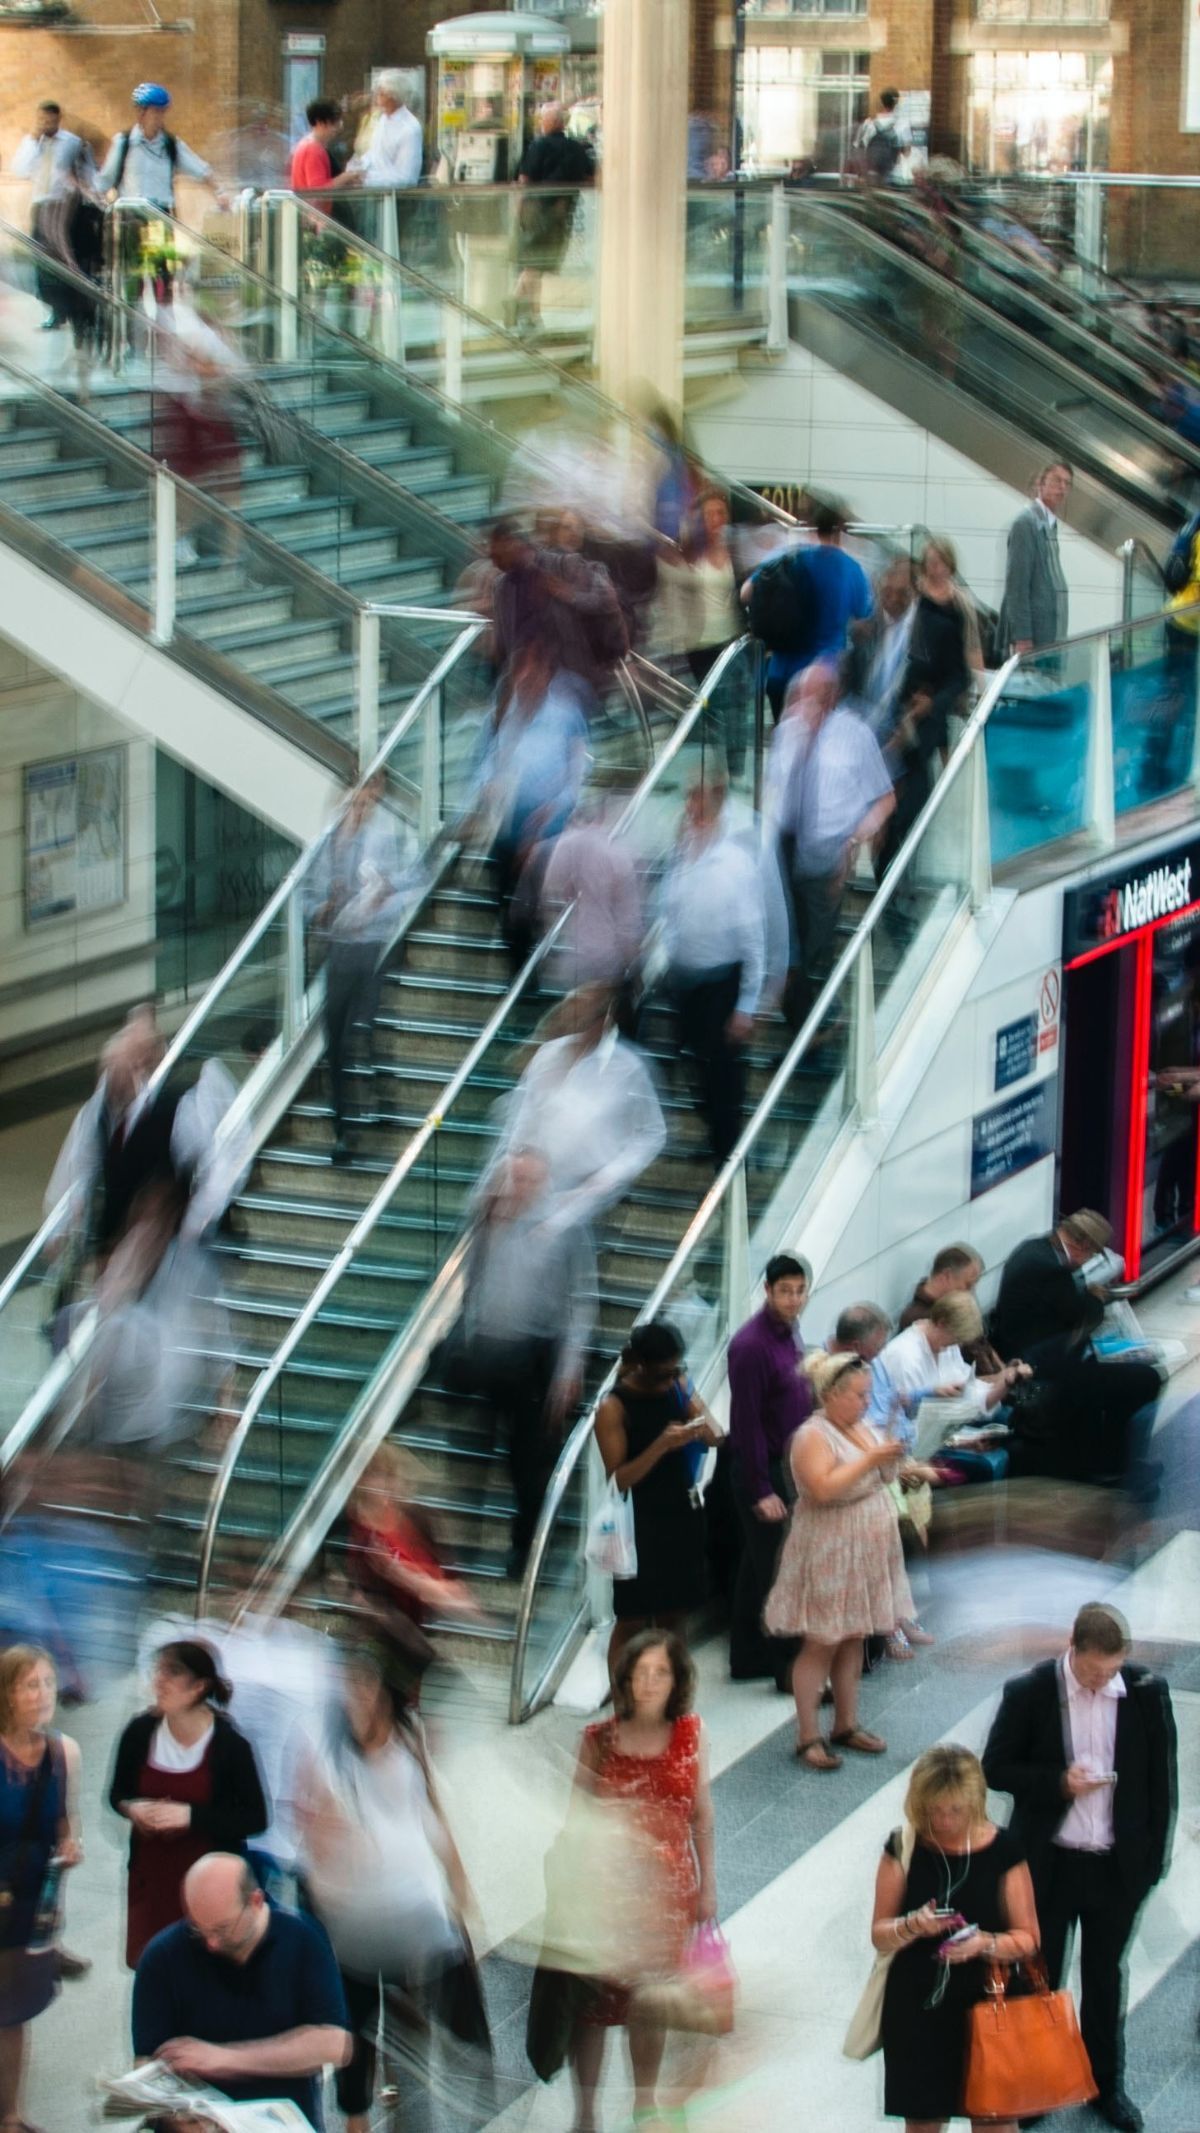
left=982, top=1602, right=1177, bottom=2133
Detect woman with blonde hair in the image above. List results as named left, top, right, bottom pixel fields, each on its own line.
left=764, top=1351, right=910, bottom=1770
left=872, top=1742, right=1039, bottom=2130
left=0, top=1644, right=82, bottom=2133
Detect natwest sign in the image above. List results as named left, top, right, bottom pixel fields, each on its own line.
left=1063, top=837, right=1200, bottom=961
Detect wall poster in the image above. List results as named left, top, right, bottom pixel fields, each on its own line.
left=24, top=744, right=126, bottom=927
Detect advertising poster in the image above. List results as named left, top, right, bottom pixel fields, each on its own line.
left=24, top=744, right=126, bottom=928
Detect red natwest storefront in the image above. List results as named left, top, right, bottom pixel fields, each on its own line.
left=1060, top=834, right=1200, bottom=1291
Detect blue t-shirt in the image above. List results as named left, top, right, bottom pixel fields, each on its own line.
left=763, top=543, right=873, bottom=694
left=132, top=1905, right=349, bottom=2129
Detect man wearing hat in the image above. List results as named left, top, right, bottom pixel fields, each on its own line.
left=98, top=84, right=223, bottom=214
left=989, top=1209, right=1162, bottom=1496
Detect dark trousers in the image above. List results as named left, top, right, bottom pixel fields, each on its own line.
left=337, top=1950, right=492, bottom=2122
left=785, top=868, right=843, bottom=1031
left=491, top=833, right=548, bottom=982
left=669, top=962, right=745, bottom=1169
left=470, top=1333, right=560, bottom=1558
left=324, top=938, right=383, bottom=1133
left=1035, top=1847, right=1143, bottom=2096
left=729, top=1456, right=796, bottom=1686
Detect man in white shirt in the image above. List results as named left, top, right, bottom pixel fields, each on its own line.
left=661, top=772, right=767, bottom=1169
left=869, top=1291, right=1021, bottom=1434
left=983, top=1603, right=1177, bottom=2133
left=12, top=100, right=98, bottom=329
left=850, top=555, right=917, bottom=741
left=353, top=73, right=424, bottom=189
left=770, top=660, right=895, bottom=1029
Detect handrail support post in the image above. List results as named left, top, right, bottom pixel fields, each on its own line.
left=153, top=471, right=176, bottom=646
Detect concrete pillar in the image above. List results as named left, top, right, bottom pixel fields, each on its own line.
left=597, top=0, right=689, bottom=419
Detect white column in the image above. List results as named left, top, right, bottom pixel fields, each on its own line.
left=597, top=0, right=689, bottom=418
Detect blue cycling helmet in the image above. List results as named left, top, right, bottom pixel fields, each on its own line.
left=132, top=83, right=171, bottom=107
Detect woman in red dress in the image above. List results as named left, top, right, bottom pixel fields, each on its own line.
left=569, top=1631, right=716, bottom=2133
left=107, top=1640, right=267, bottom=1966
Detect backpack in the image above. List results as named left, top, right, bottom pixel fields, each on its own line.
left=748, top=548, right=817, bottom=658
left=110, top=128, right=178, bottom=196
left=864, top=120, right=902, bottom=180
left=1164, top=511, right=1200, bottom=595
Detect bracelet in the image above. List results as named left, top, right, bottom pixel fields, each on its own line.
left=989, top=1934, right=999, bottom=1959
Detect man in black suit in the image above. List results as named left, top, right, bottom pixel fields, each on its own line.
left=982, top=1602, right=1177, bottom=2133
left=989, top=1209, right=1162, bottom=1495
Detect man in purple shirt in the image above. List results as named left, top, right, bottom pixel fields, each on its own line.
left=727, top=1251, right=813, bottom=1688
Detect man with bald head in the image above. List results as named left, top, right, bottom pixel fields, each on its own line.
left=132, top=1852, right=351, bottom=2128
left=513, top=100, right=595, bottom=332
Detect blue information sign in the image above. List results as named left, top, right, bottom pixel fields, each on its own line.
left=971, top=1078, right=1057, bottom=1200
left=994, top=1012, right=1038, bottom=1092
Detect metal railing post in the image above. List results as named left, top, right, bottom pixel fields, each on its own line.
left=721, top=1164, right=751, bottom=1336
left=153, top=471, right=176, bottom=646
left=419, top=684, right=442, bottom=845
left=356, top=609, right=381, bottom=770
left=283, top=891, right=305, bottom=1047
left=849, top=933, right=879, bottom=1125
left=442, top=298, right=464, bottom=409
left=1118, top=537, right=1135, bottom=623
left=1084, top=632, right=1116, bottom=851
left=966, top=727, right=993, bottom=914
left=278, top=192, right=300, bottom=363
left=767, top=182, right=788, bottom=354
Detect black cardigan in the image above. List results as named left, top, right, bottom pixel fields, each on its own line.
left=107, top=1709, right=268, bottom=1860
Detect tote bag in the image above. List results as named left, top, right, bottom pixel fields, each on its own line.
left=963, top=1958, right=1097, bottom=2120
left=842, top=1821, right=916, bottom=2060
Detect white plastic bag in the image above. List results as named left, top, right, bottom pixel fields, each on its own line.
left=585, top=1477, right=637, bottom=1580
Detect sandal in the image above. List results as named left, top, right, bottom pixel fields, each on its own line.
left=831, top=1726, right=887, bottom=1755
left=885, top=1630, right=915, bottom=1662
left=902, top=1619, right=935, bottom=1646
left=795, top=1737, right=843, bottom=1771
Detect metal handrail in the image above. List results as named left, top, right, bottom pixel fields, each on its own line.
left=249, top=191, right=797, bottom=534
left=789, top=194, right=1200, bottom=485
left=826, top=188, right=1200, bottom=403
left=0, top=621, right=484, bottom=1351
left=193, top=631, right=759, bottom=1613
left=1118, top=536, right=1167, bottom=622
left=510, top=589, right=1200, bottom=1718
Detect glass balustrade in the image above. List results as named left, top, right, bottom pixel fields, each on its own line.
left=0, top=621, right=485, bottom=1478
left=197, top=639, right=767, bottom=1614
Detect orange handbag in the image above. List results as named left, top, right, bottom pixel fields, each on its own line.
left=962, top=1958, right=1098, bottom=2121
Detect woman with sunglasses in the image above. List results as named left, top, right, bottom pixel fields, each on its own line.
left=108, top=1640, right=267, bottom=1966
left=765, top=1351, right=910, bottom=1771
left=595, top=1321, right=721, bottom=1686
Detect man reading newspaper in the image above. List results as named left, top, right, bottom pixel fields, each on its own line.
left=131, top=1855, right=351, bottom=2131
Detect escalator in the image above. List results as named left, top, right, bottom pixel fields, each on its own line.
left=815, top=184, right=1194, bottom=429
left=785, top=194, right=1200, bottom=551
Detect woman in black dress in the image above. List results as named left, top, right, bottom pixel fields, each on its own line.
left=594, top=1321, right=720, bottom=1684
left=874, top=1743, right=1039, bottom=2131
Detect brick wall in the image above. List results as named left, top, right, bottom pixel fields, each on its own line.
left=870, top=0, right=935, bottom=106
left=0, top=0, right=479, bottom=179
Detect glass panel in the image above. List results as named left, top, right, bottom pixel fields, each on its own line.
left=1111, top=607, right=1200, bottom=816
left=986, top=635, right=1096, bottom=864
left=513, top=1434, right=595, bottom=1720
left=685, top=187, right=770, bottom=328
left=785, top=194, right=1194, bottom=519
left=872, top=747, right=976, bottom=1050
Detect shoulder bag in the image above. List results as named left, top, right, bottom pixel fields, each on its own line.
left=842, top=1820, right=916, bottom=2059
left=962, top=1955, right=1096, bottom=2120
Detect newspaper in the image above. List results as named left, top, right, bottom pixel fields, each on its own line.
left=99, top=2060, right=311, bottom=2131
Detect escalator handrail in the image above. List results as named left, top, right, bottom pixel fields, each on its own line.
left=245, top=191, right=797, bottom=535
left=789, top=195, right=1200, bottom=486
left=193, top=631, right=760, bottom=1615
left=508, top=593, right=1200, bottom=1719
left=0, top=620, right=486, bottom=1433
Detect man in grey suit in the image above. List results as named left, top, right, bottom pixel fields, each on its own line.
left=998, top=460, right=1073, bottom=654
